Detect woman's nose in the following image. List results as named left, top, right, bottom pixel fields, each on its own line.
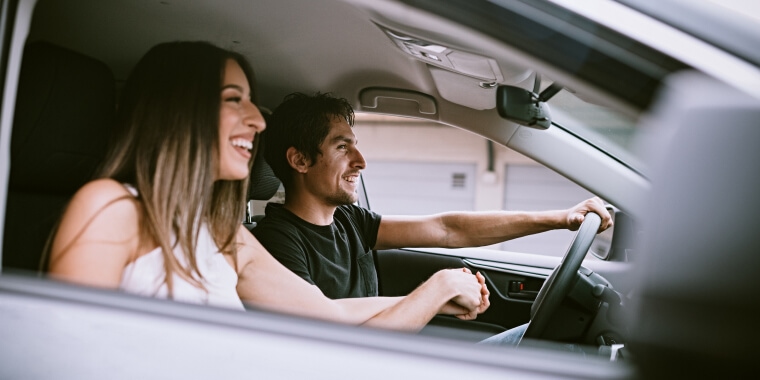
left=245, top=102, right=266, bottom=132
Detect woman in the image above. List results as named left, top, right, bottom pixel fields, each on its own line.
left=48, top=41, right=488, bottom=331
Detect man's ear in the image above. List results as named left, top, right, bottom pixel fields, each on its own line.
left=286, top=146, right=310, bottom=173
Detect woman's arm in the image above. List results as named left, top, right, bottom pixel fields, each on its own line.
left=47, top=179, right=142, bottom=288
left=235, top=227, right=488, bottom=332
left=339, top=270, right=489, bottom=331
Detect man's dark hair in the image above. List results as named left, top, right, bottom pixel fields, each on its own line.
left=264, top=92, right=354, bottom=189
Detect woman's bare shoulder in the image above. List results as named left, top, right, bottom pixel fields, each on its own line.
left=70, top=178, right=135, bottom=206
left=67, top=178, right=141, bottom=217
left=57, top=179, right=142, bottom=243
left=49, top=178, right=143, bottom=286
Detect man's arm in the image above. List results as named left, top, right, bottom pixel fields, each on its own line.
left=374, top=197, right=612, bottom=250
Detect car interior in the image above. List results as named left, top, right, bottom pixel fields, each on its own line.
left=1, top=0, right=758, bottom=377
left=3, top=41, right=116, bottom=273
left=0, top=0, right=679, bottom=343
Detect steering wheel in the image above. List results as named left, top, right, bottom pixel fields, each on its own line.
left=520, top=212, right=602, bottom=341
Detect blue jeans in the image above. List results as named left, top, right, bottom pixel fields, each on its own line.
left=478, top=323, right=528, bottom=346
left=478, top=323, right=592, bottom=357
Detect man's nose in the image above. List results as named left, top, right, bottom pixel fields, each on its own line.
left=352, top=147, right=366, bottom=169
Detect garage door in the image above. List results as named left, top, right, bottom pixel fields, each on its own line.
left=501, top=164, right=595, bottom=256
left=361, top=161, right=476, bottom=215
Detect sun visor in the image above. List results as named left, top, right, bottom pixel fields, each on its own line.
left=430, top=67, right=496, bottom=110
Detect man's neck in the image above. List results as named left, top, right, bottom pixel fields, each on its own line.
left=283, top=192, right=337, bottom=226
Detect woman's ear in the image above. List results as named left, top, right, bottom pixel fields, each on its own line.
left=286, top=146, right=310, bottom=173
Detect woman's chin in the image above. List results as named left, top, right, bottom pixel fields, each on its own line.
left=217, top=167, right=250, bottom=181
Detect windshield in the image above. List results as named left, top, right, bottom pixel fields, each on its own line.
left=544, top=85, right=643, bottom=174
left=541, top=0, right=760, bottom=177
left=708, top=0, right=760, bottom=21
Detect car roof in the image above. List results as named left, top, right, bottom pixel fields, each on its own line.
left=24, top=0, right=681, bottom=124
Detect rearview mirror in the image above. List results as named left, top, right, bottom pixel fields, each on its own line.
left=496, top=85, right=551, bottom=129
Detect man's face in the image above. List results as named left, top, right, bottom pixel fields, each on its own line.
left=304, top=116, right=366, bottom=206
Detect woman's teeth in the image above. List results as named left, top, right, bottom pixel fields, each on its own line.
left=231, top=138, right=253, bottom=151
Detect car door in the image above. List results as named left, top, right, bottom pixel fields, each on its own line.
left=356, top=125, right=639, bottom=341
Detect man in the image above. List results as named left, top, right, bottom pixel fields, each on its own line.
left=254, top=92, right=612, bottom=339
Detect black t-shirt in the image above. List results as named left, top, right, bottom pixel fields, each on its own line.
left=252, top=203, right=382, bottom=299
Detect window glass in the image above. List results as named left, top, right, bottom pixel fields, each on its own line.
left=542, top=84, right=643, bottom=174
left=355, top=113, right=603, bottom=258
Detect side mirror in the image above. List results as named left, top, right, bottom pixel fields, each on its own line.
left=591, top=205, right=637, bottom=262
left=590, top=206, right=616, bottom=260
left=496, top=85, right=552, bottom=129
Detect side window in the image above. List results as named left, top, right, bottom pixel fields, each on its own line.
left=500, top=164, right=594, bottom=256
left=356, top=114, right=599, bottom=258
left=361, top=161, right=476, bottom=215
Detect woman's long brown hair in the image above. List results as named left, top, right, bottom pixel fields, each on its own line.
left=94, top=41, right=258, bottom=294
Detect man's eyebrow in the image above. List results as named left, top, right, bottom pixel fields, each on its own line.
left=330, top=135, right=357, bottom=144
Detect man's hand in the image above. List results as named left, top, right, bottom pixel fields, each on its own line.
left=437, top=268, right=490, bottom=320
left=565, top=197, right=613, bottom=233
left=454, top=270, right=490, bottom=320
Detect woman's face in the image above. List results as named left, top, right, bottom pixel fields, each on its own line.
left=216, top=59, right=266, bottom=181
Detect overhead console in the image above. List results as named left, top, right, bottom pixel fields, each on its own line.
left=379, top=25, right=531, bottom=111
left=381, top=27, right=504, bottom=83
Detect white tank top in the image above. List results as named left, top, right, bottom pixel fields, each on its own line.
left=118, top=184, right=244, bottom=310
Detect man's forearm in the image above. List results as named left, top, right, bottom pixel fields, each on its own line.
left=441, top=210, right=566, bottom=248
left=376, top=197, right=610, bottom=250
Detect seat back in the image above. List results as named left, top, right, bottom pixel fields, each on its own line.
left=2, top=41, right=116, bottom=273
left=628, top=72, right=760, bottom=378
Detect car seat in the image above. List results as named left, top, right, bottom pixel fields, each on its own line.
left=2, top=41, right=116, bottom=274
left=627, top=72, right=760, bottom=378
left=245, top=127, right=281, bottom=231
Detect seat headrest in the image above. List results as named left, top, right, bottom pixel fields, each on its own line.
left=248, top=129, right=281, bottom=201
left=9, top=41, right=115, bottom=194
